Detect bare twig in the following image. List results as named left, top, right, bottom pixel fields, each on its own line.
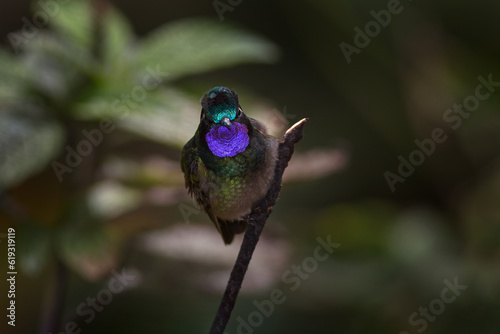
left=209, top=118, right=308, bottom=334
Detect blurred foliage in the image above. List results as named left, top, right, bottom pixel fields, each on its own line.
left=0, top=0, right=279, bottom=284
left=1, top=0, right=500, bottom=333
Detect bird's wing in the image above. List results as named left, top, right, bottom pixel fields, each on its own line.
left=181, top=137, right=200, bottom=196
left=181, top=137, right=236, bottom=244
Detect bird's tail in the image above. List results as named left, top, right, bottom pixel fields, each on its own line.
left=219, top=219, right=247, bottom=245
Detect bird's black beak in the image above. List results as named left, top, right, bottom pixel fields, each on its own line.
left=221, top=117, right=231, bottom=127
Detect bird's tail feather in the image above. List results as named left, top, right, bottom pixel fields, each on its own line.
left=219, top=219, right=247, bottom=245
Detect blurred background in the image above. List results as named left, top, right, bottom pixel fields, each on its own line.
left=1, top=0, right=499, bottom=333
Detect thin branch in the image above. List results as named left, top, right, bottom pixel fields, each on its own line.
left=209, top=118, right=308, bottom=334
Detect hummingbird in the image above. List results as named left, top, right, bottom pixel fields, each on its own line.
left=181, top=86, right=278, bottom=244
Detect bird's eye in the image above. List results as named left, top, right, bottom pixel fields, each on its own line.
left=237, top=107, right=242, bottom=117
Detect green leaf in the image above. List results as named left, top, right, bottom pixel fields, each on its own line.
left=0, top=107, right=65, bottom=191
left=102, top=9, right=134, bottom=73
left=23, top=31, right=94, bottom=73
left=71, top=78, right=168, bottom=120
left=47, top=0, right=93, bottom=50
left=22, top=32, right=93, bottom=100
left=71, top=80, right=137, bottom=119
left=48, top=1, right=134, bottom=75
left=135, top=19, right=279, bottom=80
left=117, top=88, right=199, bottom=147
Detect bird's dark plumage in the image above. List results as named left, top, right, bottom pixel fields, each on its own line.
left=181, top=87, right=278, bottom=244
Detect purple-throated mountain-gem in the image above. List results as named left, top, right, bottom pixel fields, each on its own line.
left=181, top=86, right=278, bottom=244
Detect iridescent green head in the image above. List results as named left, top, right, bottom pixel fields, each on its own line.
left=201, top=87, right=239, bottom=124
